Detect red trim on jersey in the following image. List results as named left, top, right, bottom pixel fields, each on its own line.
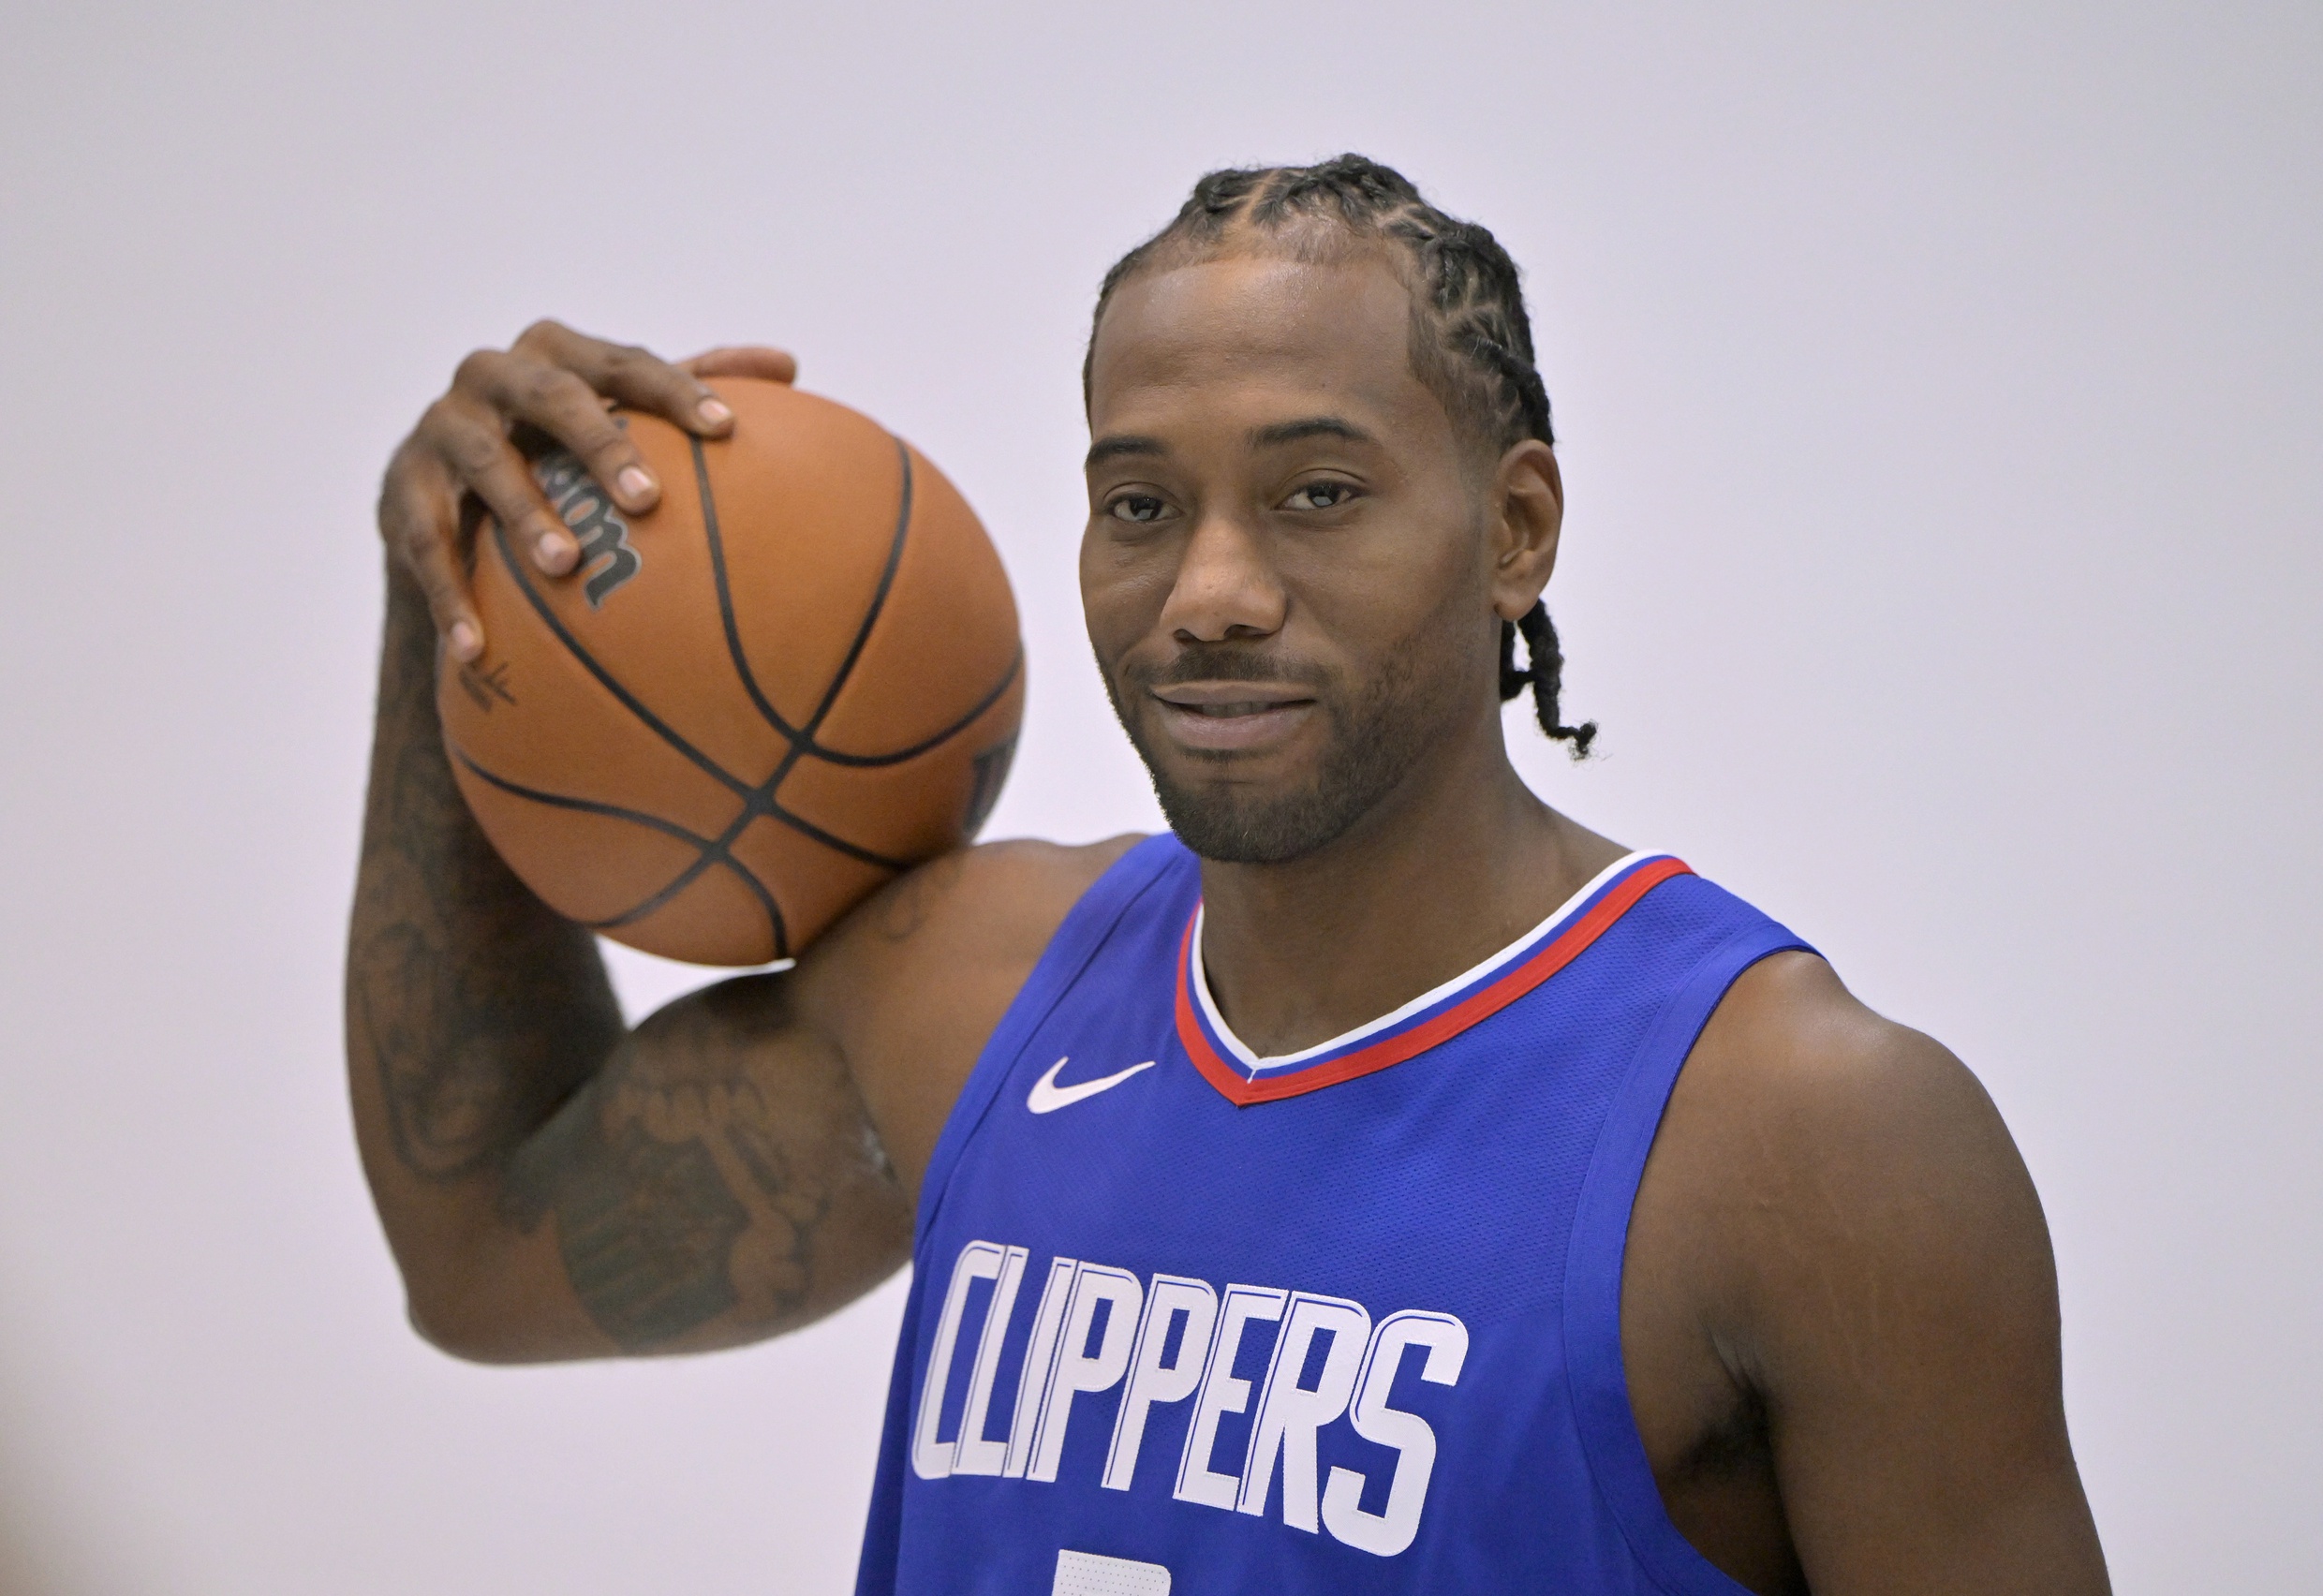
left=1176, top=855, right=1694, bottom=1107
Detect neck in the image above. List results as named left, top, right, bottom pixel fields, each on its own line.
left=1193, top=720, right=1624, bottom=1058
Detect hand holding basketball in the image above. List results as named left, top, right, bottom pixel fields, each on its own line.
left=434, top=377, right=1024, bottom=966
left=375, top=319, right=794, bottom=660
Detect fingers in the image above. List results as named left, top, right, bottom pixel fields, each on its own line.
left=414, top=388, right=578, bottom=583
left=680, top=345, right=799, bottom=385
left=379, top=320, right=788, bottom=654
left=377, top=439, right=486, bottom=660
left=513, top=318, right=738, bottom=439
left=461, top=346, right=662, bottom=520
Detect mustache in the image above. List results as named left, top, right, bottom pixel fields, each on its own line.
left=1121, top=643, right=1332, bottom=692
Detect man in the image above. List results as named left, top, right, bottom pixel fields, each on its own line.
left=351, top=156, right=2109, bottom=1594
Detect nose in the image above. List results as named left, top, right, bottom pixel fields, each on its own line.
left=1155, top=512, right=1286, bottom=644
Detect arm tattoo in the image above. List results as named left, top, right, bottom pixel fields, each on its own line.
left=349, top=583, right=618, bottom=1181
left=503, top=1091, right=751, bottom=1348
left=873, top=849, right=969, bottom=944
left=351, top=582, right=900, bottom=1353
left=499, top=983, right=881, bottom=1352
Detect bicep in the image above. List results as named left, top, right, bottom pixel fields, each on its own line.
left=471, top=834, right=1138, bottom=1361
left=488, top=972, right=911, bottom=1359
left=447, top=834, right=1142, bottom=1362
left=1724, top=985, right=2107, bottom=1591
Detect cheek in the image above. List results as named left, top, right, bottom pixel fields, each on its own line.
left=1077, top=524, right=1173, bottom=661
left=1275, top=504, right=1489, bottom=651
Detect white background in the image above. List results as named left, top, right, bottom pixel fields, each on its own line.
left=2, top=3, right=2316, bottom=1591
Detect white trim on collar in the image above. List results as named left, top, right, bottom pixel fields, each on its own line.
left=1190, top=850, right=1661, bottom=1072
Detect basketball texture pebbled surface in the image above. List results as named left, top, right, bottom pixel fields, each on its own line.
left=437, top=377, right=1024, bottom=967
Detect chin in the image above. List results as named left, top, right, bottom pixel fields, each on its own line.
left=1159, top=794, right=1348, bottom=864
left=1105, top=656, right=1434, bottom=865
left=1146, top=750, right=1408, bottom=865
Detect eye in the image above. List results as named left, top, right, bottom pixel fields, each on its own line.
left=1107, top=493, right=1171, bottom=525
left=1285, top=480, right=1358, bottom=511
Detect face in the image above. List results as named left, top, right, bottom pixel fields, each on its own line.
left=1081, top=253, right=1559, bottom=864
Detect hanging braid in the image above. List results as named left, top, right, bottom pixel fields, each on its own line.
left=1086, top=154, right=1597, bottom=758
left=1499, top=603, right=1597, bottom=755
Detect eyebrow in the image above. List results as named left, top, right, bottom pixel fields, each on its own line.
left=1085, top=434, right=1168, bottom=469
left=1249, top=415, right=1375, bottom=450
left=1086, top=415, right=1377, bottom=471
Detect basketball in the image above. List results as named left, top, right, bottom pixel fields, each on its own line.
left=436, top=377, right=1024, bottom=967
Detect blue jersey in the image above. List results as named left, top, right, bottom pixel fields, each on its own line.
left=856, top=836, right=1812, bottom=1596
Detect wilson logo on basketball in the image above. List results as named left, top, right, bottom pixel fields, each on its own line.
left=534, top=450, right=641, bottom=607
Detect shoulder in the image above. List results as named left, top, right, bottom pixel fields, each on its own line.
left=798, top=832, right=1151, bottom=1024
left=789, top=835, right=1150, bottom=1191
left=1682, top=953, right=2031, bottom=1221
left=799, top=829, right=1135, bottom=958
left=1640, top=950, right=2058, bottom=1384
left=1628, top=953, right=2104, bottom=1583
left=854, top=835, right=1149, bottom=956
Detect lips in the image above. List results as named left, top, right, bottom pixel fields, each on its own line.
left=1178, top=700, right=1300, bottom=717
left=1149, top=686, right=1318, bottom=753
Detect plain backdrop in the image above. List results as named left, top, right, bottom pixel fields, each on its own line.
left=2, top=2, right=2316, bottom=1591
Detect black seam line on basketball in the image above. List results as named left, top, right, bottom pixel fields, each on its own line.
left=694, top=434, right=811, bottom=749
left=591, top=851, right=788, bottom=960
left=740, top=436, right=917, bottom=834
left=590, top=842, right=791, bottom=963
left=485, top=487, right=899, bottom=914
left=801, top=435, right=914, bottom=740
left=451, top=746, right=788, bottom=954
left=464, top=752, right=792, bottom=955
left=696, top=429, right=1002, bottom=773
left=747, top=435, right=916, bottom=818
left=803, top=647, right=1023, bottom=768
left=488, top=517, right=751, bottom=798
left=450, top=747, right=721, bottom=850
left=755, top=797, right=911, bottom=871
left=586, top=791, right=758, bottom=930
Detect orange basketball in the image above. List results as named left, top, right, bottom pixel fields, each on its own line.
left=437, top=377, right=1024, bottom=967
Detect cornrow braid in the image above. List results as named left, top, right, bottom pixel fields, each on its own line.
left=1087, top=153, right=1596, bottom=758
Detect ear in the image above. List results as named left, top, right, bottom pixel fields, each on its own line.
left=1487, top=439, right=1562, bottom=622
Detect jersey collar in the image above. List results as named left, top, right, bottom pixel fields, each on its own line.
left=1175, top=852, right=1693, bottom=1106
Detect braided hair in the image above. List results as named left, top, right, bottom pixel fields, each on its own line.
left=1085, top=154, right=1597, bottom=757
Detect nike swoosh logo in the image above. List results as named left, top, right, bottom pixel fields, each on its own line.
left=1027, top=1056, right=1157, bottom=1115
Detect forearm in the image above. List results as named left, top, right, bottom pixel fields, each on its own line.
left=345, top=570, right=624, bottom=1322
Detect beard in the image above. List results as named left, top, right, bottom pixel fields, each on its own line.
left=1101, top=641, right=1440, bottom=865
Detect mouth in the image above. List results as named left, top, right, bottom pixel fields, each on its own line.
left=1148, top=682, right=1318, bottom=752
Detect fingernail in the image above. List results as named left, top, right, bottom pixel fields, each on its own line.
left=449, top=621, right=481, bottom=660
left=697, top=398, right=732, bottom=426
left=617, top=466, right=655, bottom=500
left=536, top=529, right=577, bottom=573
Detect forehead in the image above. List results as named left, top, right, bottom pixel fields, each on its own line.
left=1086, top=254, right=1447, bottom=441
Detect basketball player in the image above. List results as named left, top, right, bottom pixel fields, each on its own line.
left=351, top=157, right=2109, bottom=1593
